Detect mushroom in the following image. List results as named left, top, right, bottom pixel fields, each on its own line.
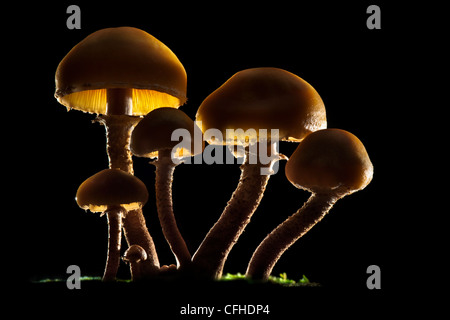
left=131, top=107, right=204, bottom=269
left=160, top=264, right=178, bottom=276
left=55, top=27, right=187, bottom=274
left=245, top=129, right=374, bottom=280
left=123, top=245, right=147, bottom=281
left=76, top=168, right=149, bottom=281
left=192, top=67, right=327, bottom=278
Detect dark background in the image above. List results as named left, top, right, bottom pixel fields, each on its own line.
left=11, top=0, right=418, bottom=315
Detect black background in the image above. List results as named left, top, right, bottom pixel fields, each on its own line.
left=10, top=0, right=421, bottom=316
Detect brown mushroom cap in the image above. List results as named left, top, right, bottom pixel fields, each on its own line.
left=195, top=67, right=326, bottom=145
left=55, top=27, right=187, bottom=115
left=76, top=168, right=149, bottom=212
left=131, top=107, right=204, bottom=159
left=123, top=245, right=148, bottom=263
left=285, top=129, right=373, bottom=194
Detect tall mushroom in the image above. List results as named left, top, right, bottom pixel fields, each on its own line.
left=131, top=107, right=204, bottom=269
left=192, top=67, right=327, bottom=278
left=55, top=27, right=187, bottom=274
left=76, top=169, right=149, bottom=281
left=246, top=129, right=374, bottom=280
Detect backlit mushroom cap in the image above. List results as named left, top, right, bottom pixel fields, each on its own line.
left=123, top=245, right=148, bottom=263
left=196, top=67, right=326, bottom=145
left=76, top=168, right=149, bottom=212
left=285, top=129, right=373, bottom=194
left=131, top=107, right=204, bottom=159
left=55, top=27, right=187, bottom=115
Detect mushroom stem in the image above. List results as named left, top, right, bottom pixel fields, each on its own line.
left=106, top=88, right=133, bottom=116
left=245, top=191, right=343, bottom=280
left=128, top=261, right=140, bottom=281
left=98, top=114, right=139, bottom=174
left=192, top=145, right=277, bottom=279
left=154, top=148, right=191, bottom=268
left=102, top=206, right=125, bottom=282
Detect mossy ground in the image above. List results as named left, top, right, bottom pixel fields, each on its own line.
left=220, top=272, right=316, bottom=287
left=33, top=272, right=318, bottom=287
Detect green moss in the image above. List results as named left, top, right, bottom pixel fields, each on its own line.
left=220, top=272, right=248, bottom=281
left=220, top=272, right=312, bottom=287
left=33, top=273, right=314, bottom=287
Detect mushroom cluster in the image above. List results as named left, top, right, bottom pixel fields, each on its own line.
left=55, top=27, right=373, bottom=282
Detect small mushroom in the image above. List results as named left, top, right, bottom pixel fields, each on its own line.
left=55, top=27, right=187, bottom=273
left=192, top=67, right=327, bottom=278
left=76, top=169, right=149, bottom=281
left=160, top=264, right=178, bottom=276
left=246, top=129, right=374, bottom=280
left=131, top=107, right=204, bottom=269
left=123, top=245, right=147, bottom=281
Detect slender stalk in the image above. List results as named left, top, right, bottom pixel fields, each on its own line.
left=154, top=149, right=191, bottom=268
left=245, top=192, right=342, bottom=280
left=100, top=114, right=138, bottom=173
left=191, top=150, right=275, bottom=279
left=102, top=206, right=125, bottom=281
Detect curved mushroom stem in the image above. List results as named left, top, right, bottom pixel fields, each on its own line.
left=97, top=88, right=160, bottom=276
left=153, top=148, right=191, bottom=268
left=245, top=191, right=344, bottom=280
left=102, top=206, right=125, bottom=282
left=192, top=143, right=280, bottom=279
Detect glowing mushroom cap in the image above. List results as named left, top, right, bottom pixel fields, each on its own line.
left=131, top=107, right=204, bottom=159
left=55, top=27, right=187, bottom=115
left=285, top=129, right=373, bottom=194
left=195, top=67, right=326, bottom=145
left=76, top=169, right=149, bottom=213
